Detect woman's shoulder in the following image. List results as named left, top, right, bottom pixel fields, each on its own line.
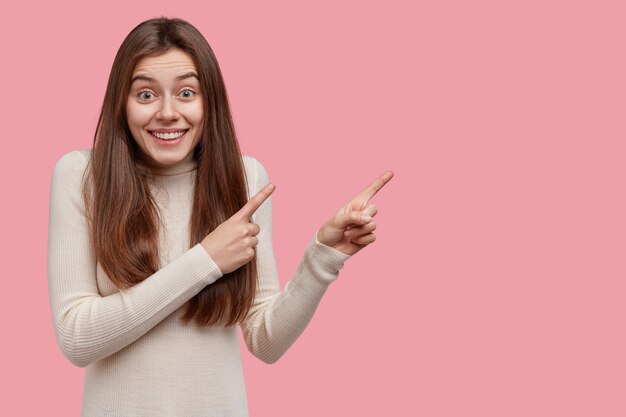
left=51, top=149, right=92, bottom=188
left=241, top=155, right=270, bottom=195
left=53, top=149, right=91, bottom=171
left=242, top=154, right=269, bottom=180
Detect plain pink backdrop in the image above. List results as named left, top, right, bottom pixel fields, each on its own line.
left=2, top=0, right=625, bottom=416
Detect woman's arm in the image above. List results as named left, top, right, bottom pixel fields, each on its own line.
left=241, top=158, right=388, bottom=364
left=48, top=151, right=223, bottom=367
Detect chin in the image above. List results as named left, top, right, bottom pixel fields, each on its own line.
left=142, top=141, right=197, bottom=167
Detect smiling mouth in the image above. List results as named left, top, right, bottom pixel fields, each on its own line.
left=149, top=130, right=189, bottom=140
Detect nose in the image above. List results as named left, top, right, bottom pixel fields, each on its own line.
left=156, top=95, right=180, bottom=122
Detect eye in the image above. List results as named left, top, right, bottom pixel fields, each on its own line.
left=180, top=89, right=196, bottom=99
left=137, top=90, right=155, bottom=101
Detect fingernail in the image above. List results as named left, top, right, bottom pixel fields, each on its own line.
left=362, top=215, right=372, bottom=222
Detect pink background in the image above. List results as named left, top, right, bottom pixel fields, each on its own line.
left=2, top=0, right=625, bottom=415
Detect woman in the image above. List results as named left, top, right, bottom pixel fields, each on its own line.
left=48, top=17, right=392, bottom=416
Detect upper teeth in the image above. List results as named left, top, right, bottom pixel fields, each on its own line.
left=152, top=131, right=186, bottom=140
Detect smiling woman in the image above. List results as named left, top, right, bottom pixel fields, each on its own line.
left=126, top=49, right=204, bottom=168
left=48, top=16, right=392, bottom=417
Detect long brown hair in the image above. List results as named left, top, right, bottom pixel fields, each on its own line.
left=84, top=17, right=256, bottom=326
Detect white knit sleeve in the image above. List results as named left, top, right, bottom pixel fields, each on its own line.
left=240, top=157, right=351, bottom=364
left=48, top=151, right=223, bottom=367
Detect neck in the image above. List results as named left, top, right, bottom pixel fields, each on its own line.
left=135, top=153, right=197, bottom=176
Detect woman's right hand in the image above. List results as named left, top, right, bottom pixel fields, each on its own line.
left=316, top=171, right=393, bottom=256
left=201, top=184, right=275, bottom=274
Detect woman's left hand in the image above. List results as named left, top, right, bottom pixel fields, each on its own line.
left=317, top=171, right=394, bottom=256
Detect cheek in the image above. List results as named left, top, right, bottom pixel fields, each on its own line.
left=126, top=102, right=151, bottom=130
left=189, top=103, right=204, bottom=145
left=190, top=103, right=204, bottom=126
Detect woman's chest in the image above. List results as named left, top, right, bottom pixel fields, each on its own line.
left=97, top=184, right=194, bottom=296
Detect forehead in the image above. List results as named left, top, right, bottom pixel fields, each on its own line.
left=132, top=49, right=198, bottom=76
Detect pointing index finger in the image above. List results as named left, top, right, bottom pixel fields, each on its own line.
left=237, top=183, right=276, bottom=219
left=355, top=171, right=394, bottom=205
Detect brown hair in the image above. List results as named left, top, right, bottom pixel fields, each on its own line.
left=84, top=17, right=256, bottom=326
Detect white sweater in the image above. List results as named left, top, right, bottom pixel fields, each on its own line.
left=48, top=150, right=350, bottom=416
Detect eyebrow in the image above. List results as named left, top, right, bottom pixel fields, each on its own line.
left=130, top=72, right=199, bottom=84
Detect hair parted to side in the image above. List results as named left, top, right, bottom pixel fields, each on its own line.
left=84, top=17, right=256, bottom=326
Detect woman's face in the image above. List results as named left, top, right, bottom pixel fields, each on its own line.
left=126, top=48, right=204, bottom=168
